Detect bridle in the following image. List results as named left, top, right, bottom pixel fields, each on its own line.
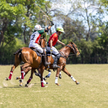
left=66, top=43, right=78, bottom=55
left=59, top=43, right=78, bottom=59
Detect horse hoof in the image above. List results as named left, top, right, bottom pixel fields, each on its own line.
left=19, top=79, right=22, bottom=83
left=46, top=82, right=48, bottom=84
left=25, top=84, right=28, bottom=87
left=59, top=75, right=62, bottom=79
left=45, top=75, right=50, bottom=78
left=5, top=77, right=10, bottom=81
left=19, top=84, right=22, bottom=86
left=76, top=82, right=80, bottom=85
left=16, top=77, right=20, bottom=80
left=5, top=77, right=8, bottom=80
left=43, top=78, right=46, bottom=80
left=55, top=83, right=60, bottom=86
left=19, top=82, right=23, bottom=86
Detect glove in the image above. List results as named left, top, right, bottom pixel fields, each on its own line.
left=50, top=21, right=54, bottom=26
left=50, top=48, right=53, bottom=53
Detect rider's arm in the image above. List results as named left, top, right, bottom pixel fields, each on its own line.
left=50, top=40, right=53, bottom=48
left=57, top=40, right=65, bottom=46
left=38, top=26, right=52, bottom=34
left=45, top=21, right=54, bottom=32
left=44, top=26, right=51, bottom=32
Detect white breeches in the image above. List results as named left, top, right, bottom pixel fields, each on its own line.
left=29, top=43, right=43, bottom=53
left=46, top=46, right=59, bottom=55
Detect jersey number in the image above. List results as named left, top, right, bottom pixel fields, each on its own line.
left=31, top=34, right=35, bottom=40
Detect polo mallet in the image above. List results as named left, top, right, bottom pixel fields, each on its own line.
left=34, top=3, right=53, bottom=68
left=34, top=3, right=52, bottom=22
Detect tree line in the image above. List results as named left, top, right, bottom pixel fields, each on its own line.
left=0, top=0, right=108, bottom=64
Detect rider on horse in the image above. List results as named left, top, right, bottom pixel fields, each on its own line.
left=29, top=22, right=54, bottom=66
left=47, top=27, right=65, bottom=68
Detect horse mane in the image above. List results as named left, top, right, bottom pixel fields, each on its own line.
left=69, top=41, right=74, bottom=44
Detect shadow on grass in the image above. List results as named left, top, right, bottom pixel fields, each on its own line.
left=2, top=83, right=41, bottom=89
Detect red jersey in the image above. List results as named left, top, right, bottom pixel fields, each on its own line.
left=48, top=33, right=58, bottom=46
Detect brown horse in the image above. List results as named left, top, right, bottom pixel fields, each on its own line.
left=25, top=42, right=80, bottom=86
left=6, top=37, right=47, bottom=87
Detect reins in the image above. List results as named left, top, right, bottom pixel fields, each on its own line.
left=66, top=44, right=77, bottom=55
left=59, top=44, right=78, bottom=59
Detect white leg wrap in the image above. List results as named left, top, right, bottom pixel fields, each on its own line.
left=71, top=76, right=76, bottom=82
left=59, top=72, right=61, bottom=75
left=43, top=80, right=46, bottom=84
left=55, top=77, right=58, bottom=84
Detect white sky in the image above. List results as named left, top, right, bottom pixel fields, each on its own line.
left=51, top=0, right=108, bottom=22
left=49, top=0, right=108, bottom=33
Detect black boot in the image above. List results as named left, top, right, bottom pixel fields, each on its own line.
left=43, top=52, right=50, bottom=66
left=53, top=54, right=60, bottom=68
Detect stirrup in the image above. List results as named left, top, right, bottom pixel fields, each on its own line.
left=53, top=64, right=60, bottom=68
left=45, top=62, right=50, bottom=66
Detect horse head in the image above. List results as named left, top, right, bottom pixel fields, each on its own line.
left=67, top=42, right=80, bottom=57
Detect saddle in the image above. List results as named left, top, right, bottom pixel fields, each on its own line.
left=30, top=47, right=42, bottom=57
left=46, top=50, right=65, bottom=58
left=30, top=47, right=65, bottom=58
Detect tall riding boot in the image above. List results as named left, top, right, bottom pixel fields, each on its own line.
left=53, top=54, right=60, bottom=68
left=43, top=52, right=50, bottom=66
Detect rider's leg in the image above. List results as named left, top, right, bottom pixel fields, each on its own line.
left=53, top=53, right=61, bottom=68
left=51, top=47, right=60, bottom=68
left=43, top=48, right=50, bottom=66
left=33, top=44, right=49, bottom=66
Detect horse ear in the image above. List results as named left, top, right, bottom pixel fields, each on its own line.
left=69, top=41, right=73, bottom=44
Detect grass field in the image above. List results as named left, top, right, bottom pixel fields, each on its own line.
left=0, top=64, right=108, bottom=108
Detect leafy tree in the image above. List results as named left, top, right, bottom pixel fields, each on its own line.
left=0, top=0, right=50, bottom=64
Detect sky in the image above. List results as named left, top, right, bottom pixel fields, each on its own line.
left=48, top=0, right=108, bottom=33
left=51, top=0, right=108, bottom=22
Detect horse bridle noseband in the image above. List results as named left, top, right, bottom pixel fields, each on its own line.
left=66, top=44, right=77, bottom=55
left=59, top=43, right=78, bottom=59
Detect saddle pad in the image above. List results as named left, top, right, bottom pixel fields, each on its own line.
left=36, top=52, right=42, bottom=57
left=32, top=49, right=42, bottom=57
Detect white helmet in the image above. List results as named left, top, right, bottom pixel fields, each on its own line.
left=34, top=24, right=43, bottom=30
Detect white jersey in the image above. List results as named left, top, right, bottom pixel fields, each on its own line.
left=29, top=31, right=43, bottom=53
left=29, top=31, right=41, bottom=45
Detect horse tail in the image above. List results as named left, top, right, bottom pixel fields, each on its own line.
left=13, top=49, right=22, bottom=61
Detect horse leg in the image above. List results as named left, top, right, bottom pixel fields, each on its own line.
left=39, top=66, right=45, bottom=87
left=25, top=68, right=35, bottom=87
left=6, top=54, right=21, bottom=80
left=59, top=71, right=62, bottom=79
left=62, top=67, right=79, bottom=85
left=16, top=67, right=31, bottom=80
left=19, top=63, right=31, bottom=86
left=55, top=66, right=63, bottom=86
left=34, top=69, right=41, bottom=78
left=43, top=69, right=51, bottom=80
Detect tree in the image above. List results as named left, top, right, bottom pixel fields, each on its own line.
left=0, top=0, right=50, bottom=64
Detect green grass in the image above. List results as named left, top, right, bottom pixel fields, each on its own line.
left=0, top=64, right=108, bottom=108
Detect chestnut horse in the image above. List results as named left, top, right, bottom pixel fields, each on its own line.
left=6, top=38, right=47, bottom=87
left=25, top=42, right=80, bottom=86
